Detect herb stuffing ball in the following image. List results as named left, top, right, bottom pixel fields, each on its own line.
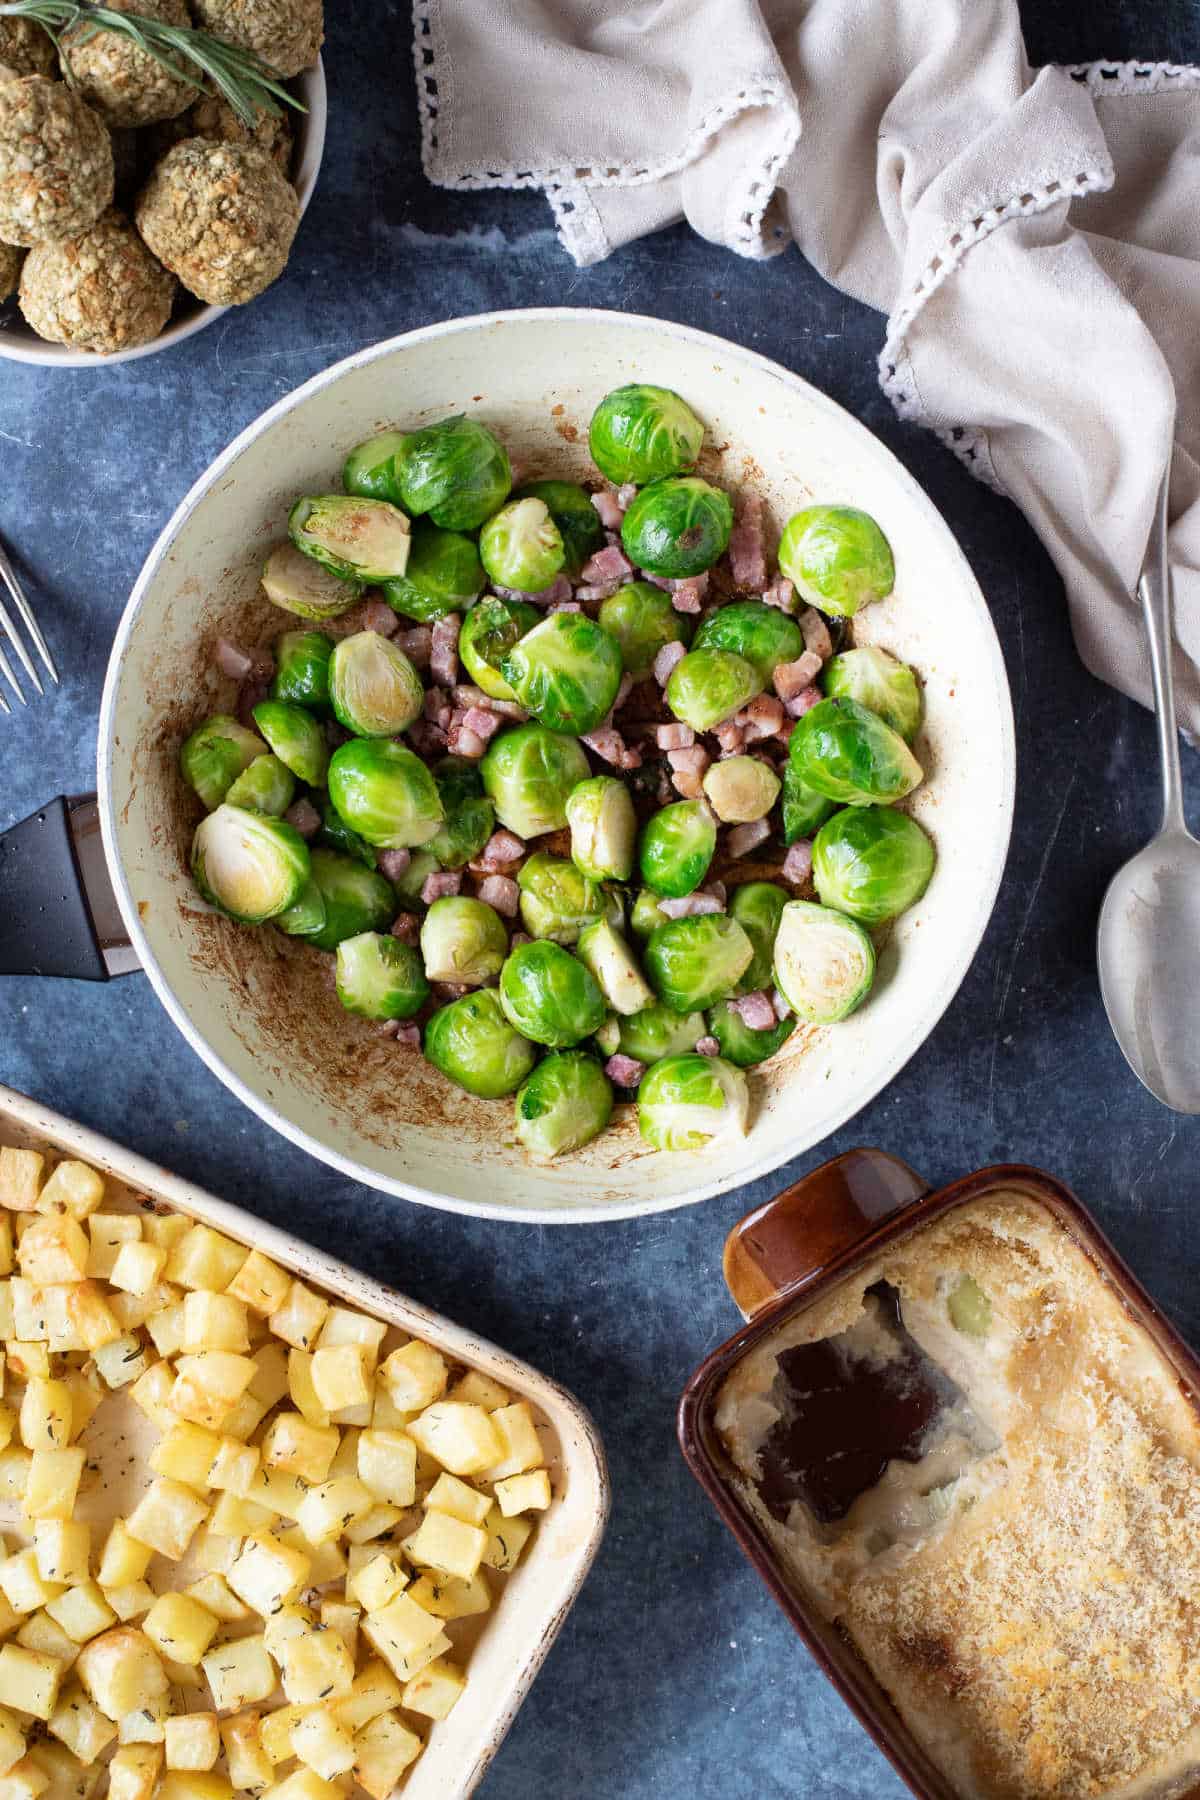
left=0, top=18, right=56, bottom=80
left=18, top=207, right=175, bottom=352
left=61, top=0, right=197, bottom=129
left=187, top=91, right=294, bottom=175
left=135, top=137, right=299, bottom=305
left=0, top=76, right=114, bottom=246
left=189, top=0, right=323, bottom=78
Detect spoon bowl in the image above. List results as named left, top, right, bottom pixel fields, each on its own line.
left=1098, top=826, right=1200, bottom=1112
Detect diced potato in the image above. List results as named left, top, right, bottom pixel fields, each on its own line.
left=23, top=1449, right=86, bottom=1522
left=227, top=1534, right=310, bottom=1619
left=75, top=1627, right=165, bottom=1721
left=86, top=1215, right=140, bottom=1280
left=164, top=1711, right=220, bottom=1772
left=0, top=1408, right=13, bottom=1454
left=33, top=1525, right=88, bottom=1589
left=108, top=1242, right=166, bottom=1299
left=495, top=1469, right=552, bottom=1515
left=0, top=1705, right=24, bottom=1776
left=360, top=1592, right=443, bottom=1682
left=206, top=1438, right=258, bottom=1497
left=1, top=1551, right=64, bottom=1616
left=356, top=1430, right=417, bottom=1509
left=447, top=1368, right=510, bottom=1411
left=347, top=1555, right=405, bottom=1614
left=225, top=1251, right=290, bottom=1317
left=423, top=1472, right=491, bottom=1526
left=19, top=1380, right=71, bottom=1453
left=143, top=1594, right=218, bottom=1666
left=401, top=1655, right=465, bottom=1721
left=246, top=1341, right=289, bottom=1409
left=370, top=1387, right=414, bottom=1431
left=181, top=1292, right=249, bottom=1355
left=183, top=1575, right=247, bottom=1626
left=287, top=1351, right=330, bottom=1429
left=259, top=1703, right=304, bottom=1765
left=331, top=1661, right=402, bottom=1736
left=0, top=1225, right=9, bottom=1282
left=126, top=1479, right=209, bottom=1560
left=101, top=1583, right=154, bottom=1623
left=128, top=1361, right=176, bottom=1429
left=406, top=1570, right=491, bottom=1620
left=44, top=1583, right=116, bottom=1645
left=0, top=1449, right=31, bottom=1499
left=18, top=1216, right=89, bottom=1286
left=0, top=1645, right=64, bottom=1720
left=145, top=1303, right=185, bottom=1359
left=15, top=1612, right=76, bottom=1666
left=261, top=1770, right=342, bottom=1800
left=261, top=1602, right=314, bottom=1667
left=327, top=1429, right=359, bottom=1479
left=165, top=1225, right=246, bottom=1294
left=59, top=1368, right=102, bottom=1440
left=9, top=1279, right=44, bottom=1342
left=36, top=1162, right=103, bottom=1222
left=279, top=1626, right=355, bottom=1705
left=352, top=1710, right=423, bottom=1799
left=47, top=1683, right=117, bottom=1761
left=200, top=1635, right=274, bottom=1712
left=261, top=1413, right=338, bottom=1485
left=0, top=1284, right=13, bottom=1339
left=317, top=1308, right=386, bottom=1365
left=6, top=1345, right=48, bottom=1382
left=107, top=1746, right=164, bottom=1800
left=403, top=1511, right=486, bottom=1582
left=1, top=1756, right=48, bottom=1800
left=92, top=1335, right=151, bottom=1390
left=292, top=1706, right=355, bottom=1780
left=209, top=1493, right=272, bottom=1539
left=216, top=1392, right=268, bottom=1442
left=157, top=1774, right=232, bottom=1800
left=319, top=1600, right=360, bottom=1662
left=295, top=1478, right=372, bottom=1548
left=169, top=1353, right=255, bottom=1430
left=276, top=1528, right=346, bottom=1587
left=0, top=1150, right=43, bottom=1213
left=311, top=1345, right=369, bottom=1413
left=97, top=1523, right=151, bottom=1590
left=220, top=1710, right=273, bottom=1791
left=189, top=1529, right=238, bottom=1576
left=118, top=1690, right=170, bottom=1743
left=407, top=1403, right=502, bottom=1477
left=141, top=1214, right=189, bottom=1253
left=482, top=1504, right=534, bottom=1573
left=378, top=1340, right=447, bottom=1412
left=27, top=1743, right=98, bottom=1800
left=482, top=1401, right=543, bottom=1480
left=342, top=1504, right=401, bottom=1547
left=267, top=1282, right=328, bottom=1353
left=150, top=1423, right=221, bottom=1490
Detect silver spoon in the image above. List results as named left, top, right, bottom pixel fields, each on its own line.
left=1097, top=475, right=1200, bottom=1112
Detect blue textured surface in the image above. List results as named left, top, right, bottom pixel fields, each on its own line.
left=3, top=3, right=1200, bottom=1794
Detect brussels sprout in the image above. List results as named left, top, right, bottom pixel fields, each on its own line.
left=692, top=601, right=804, bottom=686
left=617, top=1002, right=705, bottom=1064
left=621, top=477, right=733, bottom=579
left=597, top=581, right=691, bottom=680
left=424, top=988, right=537, bottom=1099
left=261, top=544, right=363, bottom=621
left=306, top=848, right=396, bottom=952
left=811, top=805, right=935, bottom=925
left=479, top=497, right=565, bottom=595
left=270, top=630, right=334, bottom=713
left=396, top=415, right=511, bottom=532
left=515, top=1051, right=613, bottom=1160
left=772, top=899, right=875, bottom=1024
left=498, top=939, right=606, bottom=1048
left=458, top=597, right=539, bottom=702
left=419, top=896, right=508, bottom=986
left=379, top=520, right=485, bottom=625
left=565, top=776, right=636, bottom=882
left=318, top=796, right=376, bottom=869
left=251, top=699, right=329, bottom=786
left=513, top=480, right=604, bottom=577
left=638, top=800, right=716, bottom=899
left=777, top=505, right=895, bottom=618
left=593, top=1015, right=621, bottom=1057
left=665, top=648, right=762, bottom=732
left=588, top=385, right=704, bottom=486
left=702, top=756, right=780, bottom=824
left=788, top=697, right=923, bottom=807
left=224, top=753, right=295, bottom=817
left=191, top=804, right=310, bottom=925
left=781, top=761, right=835, bottom=845
left=479, top=724, right=590, bottom=839
left=629, top=887, right=669, bottom=939
left=335, top=930, right=428, bottom=1020
left=500, top=612, right=623, bottom=737
left=644, top=913, right=754, bottom=1013
left=392, top=849, right=439, bottom=907
left=180, top=715, right=266, bottom=811
left=328, top=633, right=425, bottom=739
left=576, top=919, right=653, bottom=1016
left=342, top=430, right=408, bottom=504
left=327, top=740, right=444, bottom=849
left=637, top=1053, right=749, bottom=1150
left=289, top=496, right=412, bottom=585
left=729, top=881, right=789, bottom=993
left=822, top=646, right=922, bottom=742
left=707, top=998, right=795, bottom=1067
left=276, top=875, right=326, bottom=937
left=516, top=851, right=607, bottom=945
left=427, top=758, right=495, bottom=871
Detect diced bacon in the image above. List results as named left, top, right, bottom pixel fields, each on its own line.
left=739, top=693, right=786, bottom=741
left=432, top=981, right=469, bottom=1002
left=479, top=828, right=525, bottom=868
left=784, top=686, right=823, bottom=719
left=396, top=626, right=431, bottom=669
left=781, top=840, right=814, bottom=885
left=422, top=871, right=462, bottom=904
left=617, top=483, right=638, bottom=510
left=590, top=489, right=625, bottom=530
left=574, top=583, right=619, bottom=604
left=728, top=490, right=767, bottom=590
left=407, top=719, right=448, bottom=755
left=773, top=651, right=825, bottom=700
left=762, top=578, right=795, bottom=613
left=374, top=1020, right=401, bottom=1038
left=376, top=849, right=411, bottom=881
left=236, top=676, right=269, bottom=729
left=430, top=613, right=461, bottom=686
left=726, top=819, right=771, bottom=858
left=773, top=988, right=792, bottom=1021
left=495, top=574, right=574, bottom=608
left=733, top=990, right=777, bottom=1032
left=363, top=599, right=400, bottom=637
left=453, top=685, right=527, bottom=721
left=511, top=931, right=532, bottom=947
left=424, top=685, right=452, bottom=727
left=696, top=1036, right=720, bottom=1056
left=666, top=744, right=710, bottom=776
left=704, top=880, right=727, bottom=906
left=671, top=578, right=706, bottom=614
left=446, top=713, right=487, bottom=759
left=713, top=719, right=746, bottom=754
left=394, top=1023, right=422, bottom=1047
left=550, top=599, right=584, bottom=612
left=640, top=572, right=672, bottom=591
left=798, top=607, right=834, bottom=662
left=215, top=635, right=253, bottom=680
left=611, top=671, right=633, bottom=715
left=284, top=797, right=320, bottom=838
left=658, top=893, right=724, bottom=918
left=656, top=722, right=694, bottom=751
left=580, top=543, right=632, bottom=586
left=389, top=912, right=421, bottom=944
left=477, top=873, right=519, bottom=917
left=605, top=1054, right=645, bottom=1088
left=670, top=769, right=705, bottom=798
left=461, top=706, right=503, bottom=743
left=653, top=640, right=687, bottom=686
left=582, top=727, right=626, bottom=765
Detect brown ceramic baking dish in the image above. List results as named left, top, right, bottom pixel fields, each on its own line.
left=677, top=1149, right=1200, bottom=1800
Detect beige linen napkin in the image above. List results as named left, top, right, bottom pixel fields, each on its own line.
left=415, top=0, right=1200, bottom=731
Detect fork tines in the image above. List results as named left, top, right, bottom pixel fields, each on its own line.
left=0, top=536, right=59, bottom=714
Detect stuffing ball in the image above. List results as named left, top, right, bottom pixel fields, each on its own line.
left=188, top=92, right=294, bottom=177
left=0, top=77, right=114, bottom=246
left=61, top=0, right=196, bottom=129
left=18, top=207, right=175, bottom=352
left=188, top=0, right=323, bottom=79
left=135, top=137, right=299, bottom=305
left=0, top=238, right=22, bottom=302
left=0, top=19, right=56, bottom=80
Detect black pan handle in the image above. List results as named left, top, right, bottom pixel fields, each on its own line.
left=0, top=795, right=138, bottom=980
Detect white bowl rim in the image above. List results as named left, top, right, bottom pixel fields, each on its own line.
left=97, top=307, right=1016, bottom=1226
left=0, top=56, right=327, bottom=370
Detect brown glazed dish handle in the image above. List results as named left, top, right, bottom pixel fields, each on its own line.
left=723, top=1148, right=931, bottom=1319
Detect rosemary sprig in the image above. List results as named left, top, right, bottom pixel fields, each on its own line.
left=0, top=0, right=306, bottom=126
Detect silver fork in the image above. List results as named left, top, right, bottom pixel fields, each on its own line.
left=0, top=535, right=59, bottom=713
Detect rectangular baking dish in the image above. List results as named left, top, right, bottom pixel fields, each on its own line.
left=0, top=1081, right=610, bottom=1798
left=677, top=1147, right=1200, bottom=1800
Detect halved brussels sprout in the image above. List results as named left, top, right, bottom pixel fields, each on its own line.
left=306, top=848, right=396, bottom=952
left=772, top=899, right=875, bottom=1023
left=781, top=761, right=835, bottom=845
left=391, top=848, right=439, bottom=907
left=270, top=629, right=334, bottom=713
left=419, top=896, right=508, bottom=986
left=597, top=581, right=691, bottom=680
left=517, top=851, right=608, bottom=945
left=576, top=919, right=653, bottom=1016
left=565, top=776, right=636, bottom=883
left=180, top=715, right=266, bottom=811
left=458, top=597, right=539, bottom=701
left=479, top=497, right=565, bottom=595
left=948, top=1274, right=991, bottom=1338
left=644, top=913, right=753, bottom=1013
left=191, top=805, right=310, bottom=925
left=637, top=1053, right=749, bottom=1150
left=427, top=758, right=495, bottom=871
left=513, top=480, right=604, bottom=577
left=327, top=740, right=444, bottom=849
left=812, top=804, right=935, bottom=925
left=707, top=999, right=795, bottom=1068
left=318, top=796, right=376, bottom=868
left=289, top=496, right=412, bottom=585
left=692, top=601, right=803, bottom=687
left=788, top=697, right=923, bottom=807
left=589, top=385, right=704, bottom=486
left=617, top=1002, right=705, bottom=1064
left=593, top=1015, right=621, bottom=1056
left=224, top=753, right=295, bottom=817
left=665, top=647, right=762, bottom=732
left=251, top=699, right=329, bottom=786
left=630, top=887, right=669, bottom=939
left=328, top=633, right=425, bottom=739
left=702, top=757, right=780, bottom=824
left=379, top=519, right=484, bottom=625
left=262, top=544, right=362, bottom=620
left=498, top=939, right=606, bottom=1047
left=335, top=930, right=428, bottom=1020
left=424, top=988, right=537, bottom=1099
left=777, top=505, right=895, bottom=618
left=276, top=875, right=326, bottom=937
left=480, top=724, right=590, bottom=839
left=342, top=430, right=408, bottom=504
left=638, top=800, right=716, bottom=899
left=500, top=612, right=623, bottom=737
left=823, top=646, right=922, bottom=742
left=621, top=477, right=733, bottom=579
left=729, top=881, right=789, bottom=993
left=396, top=415, right=511, bottom=532
left=515, top=1051, right=613, bottom=1160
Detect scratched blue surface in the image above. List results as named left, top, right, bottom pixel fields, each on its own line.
left=2, top=3, right=1200, bottom=1794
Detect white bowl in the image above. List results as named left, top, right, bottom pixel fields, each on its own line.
left=98, top=310, right=1015, bottom=1224
left=0, top=58, right=325, bottom=369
